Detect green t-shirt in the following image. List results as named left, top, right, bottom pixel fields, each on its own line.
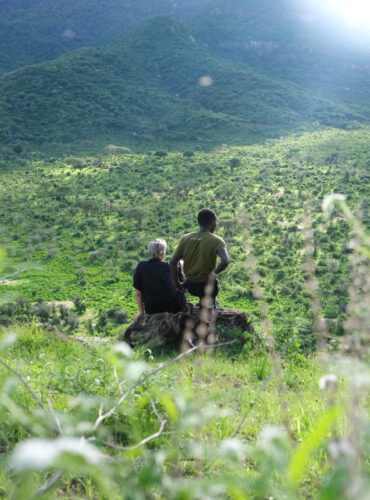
left=173, top=231, right=226, bottom=281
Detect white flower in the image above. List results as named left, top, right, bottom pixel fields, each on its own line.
left=0, top=332, right=17, bottom=350
left=328, top=439, right=355, bottom=460
left=322, top=194, right=346, bottom=213
left=124, top=361, right=146, bottom=381
left=319, top=374, right=338, bottom=391
left=113, top=342, right=134, bottom=358
left=257, top=425, right=286, bottom=452
left=219, top=438, right=246, bottom=461
left=351, top=372, right=370, bottom=390
left=10, top=437, right=104, bottom=472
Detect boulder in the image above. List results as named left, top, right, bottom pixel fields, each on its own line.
left=121, top=303, right=258, bottom=351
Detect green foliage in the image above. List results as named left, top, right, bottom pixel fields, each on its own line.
left=0, top=16, right=367, bottom=149
left=0, top=128, right=370, bottom=498
left=1, top=127, right=369, bottom=335
left=0, top=325, right=369, bottom=498
left=0, top=0, right=209, bottom=74
left=275, top=317, right=316, bottom=356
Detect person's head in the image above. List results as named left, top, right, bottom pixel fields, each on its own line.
left=197, top=208, right=217, bottom=232
left=148, top=239, right=167, bottom=260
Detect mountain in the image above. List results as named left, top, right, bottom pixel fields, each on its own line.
left=0, top=16, right=364, bottom=148
left=0, top=0, right=209, bottom=74
left=191, top=0, right=370, bottom=110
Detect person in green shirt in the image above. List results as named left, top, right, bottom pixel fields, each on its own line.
left=170, top=208, right=230, bottom=304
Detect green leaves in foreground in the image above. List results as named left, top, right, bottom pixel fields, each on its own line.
left=289, top=406, right=342, bottom=486
left=0, top=326, right=369, bottom=499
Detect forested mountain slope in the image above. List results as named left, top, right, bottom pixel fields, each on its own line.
left=0, top=17, right=365, bottom=148
left=0, top=0, right=208, bottom=74
left=192, top=0, right=370, bottom=110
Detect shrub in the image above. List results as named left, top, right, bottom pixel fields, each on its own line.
left=274, top=317, right=315, bottom=356
left=65, top=157, right=86, bottom=169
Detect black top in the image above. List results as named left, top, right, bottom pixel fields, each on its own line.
left=133, top=258, right=177, bottom=306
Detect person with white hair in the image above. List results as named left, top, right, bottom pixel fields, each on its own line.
left=133, top=238, right=185, bottom=320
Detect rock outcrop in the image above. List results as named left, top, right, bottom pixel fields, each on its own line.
left=122, top=303, right=258, bottom=351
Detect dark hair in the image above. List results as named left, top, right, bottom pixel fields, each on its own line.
left=197, top=208, right=217, bottom=226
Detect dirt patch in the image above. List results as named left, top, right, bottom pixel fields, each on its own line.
left=0, top=279, right=22, bottom=285
left=47, top=301, right=75, bottom=308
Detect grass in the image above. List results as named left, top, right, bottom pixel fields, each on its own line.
left=0, top=324, right=341, bottom=498
left=2, top=321, right=368, bottom=498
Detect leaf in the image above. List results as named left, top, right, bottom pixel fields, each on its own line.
left=0, top=248, right=5, bottom=273
left=288, top=406, right=342, bottom=485
left=158, top=394, right=179, bottom=421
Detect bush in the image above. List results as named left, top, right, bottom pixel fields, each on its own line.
left=274, top=317, right=316, bottom=356
left=66, top=157, right=86, bottom=169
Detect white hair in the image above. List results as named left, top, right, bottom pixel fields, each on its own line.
left=148, top=239, right=167, bottom=258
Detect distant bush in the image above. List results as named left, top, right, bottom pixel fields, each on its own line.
left=65, top=157, right=86, bottom=169
left=229, top=157, right=241, bottom=171
left=73, top=296, right=86, bottom=314
left=31, top=303, right=52, bottom=322
left=154, top=151, right=167, bottom=157
left=107, top=307, right=128, bottom=324
left=46, top=248, right=58, bottom=259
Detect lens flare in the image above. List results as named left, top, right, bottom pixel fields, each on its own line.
left=329, top=0, right=370, bottom=27
left=198, top=76, right=213, bottom=87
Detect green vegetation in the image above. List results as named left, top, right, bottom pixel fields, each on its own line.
left=1, top=2, right=370, bottom=497
left=0, top=0, right=209, bottom=74
left=192, top=0, right=370, bottom=109
left=0, top=16, right=368, bottom=149
left=1, top=323, right=369, bottom=499
left=1, top=127, right=369, bottom=339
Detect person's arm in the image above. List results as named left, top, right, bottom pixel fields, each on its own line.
left=133, top=263, right=144, bottom=321
left=170, top=256, right=180, bottom=284
left=135, top=289, right=144, bottom=315
left=170, top=239, right=184, bottom=286
left=213, top=248, right=230, bottom=276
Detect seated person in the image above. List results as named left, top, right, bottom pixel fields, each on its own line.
left=133, top=239, right=185, bottom=320
left=170, top=208, right=230, bottom=305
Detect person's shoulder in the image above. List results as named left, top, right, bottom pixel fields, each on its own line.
left=211, top=233, right=225, bottom=243
left=159, top=260, right=170, bottom=268
left=210, top=233, right=226, bottom=247
left=179, top=232, right=197, bottom=243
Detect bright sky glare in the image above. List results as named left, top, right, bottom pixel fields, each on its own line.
left=328, top=0, right=370, bottom=27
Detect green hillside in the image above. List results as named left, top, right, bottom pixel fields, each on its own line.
left=1, top=127, right=369, bottom=340
left=0, top=17, right=365, bottom=149
left=0, top=0, right=209, bottom=74
left=192, top=0, right=370, bottom=110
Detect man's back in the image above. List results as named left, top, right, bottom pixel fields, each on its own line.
left=173, top=231, right=225, bottom=281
